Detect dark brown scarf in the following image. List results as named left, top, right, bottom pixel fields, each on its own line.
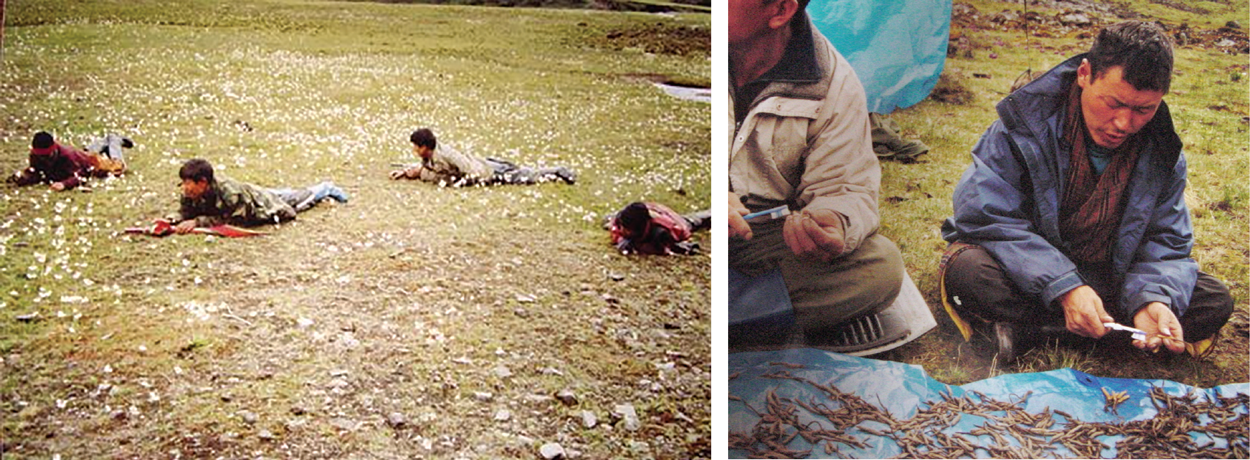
left=1058, top=83, right=1142, bottom=265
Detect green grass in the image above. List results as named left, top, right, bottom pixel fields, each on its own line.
left=875, top=0, right=1248, bottom=388
left=0, top=0, right=709, bottom=457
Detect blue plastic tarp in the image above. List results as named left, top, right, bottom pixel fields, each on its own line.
left=728, top=348, right=1250, bottom=458
left=809, top=0, right=953, bottom=114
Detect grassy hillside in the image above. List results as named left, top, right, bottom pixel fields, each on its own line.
left=0, top=1, right=710, bottom=457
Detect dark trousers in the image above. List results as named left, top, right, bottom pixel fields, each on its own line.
left=942, top=245, right=1232, bottom=342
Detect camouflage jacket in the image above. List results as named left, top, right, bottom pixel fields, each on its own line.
left=175, top=177, right=296, bottom=227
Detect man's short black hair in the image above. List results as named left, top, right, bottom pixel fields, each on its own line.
left=1087, top=21, right=1173, bottom=93
left=179, top=158, right=215, bottom=183
left=410, top=128, right=437, bottom=150
left=617, top=202, right=651, bottom=234
left=32, top=131, right=54, bottom=149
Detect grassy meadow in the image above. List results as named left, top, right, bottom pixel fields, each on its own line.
left=874, top=0, right=1248, bottom=387
left=0, top=0, right=710, bottom=457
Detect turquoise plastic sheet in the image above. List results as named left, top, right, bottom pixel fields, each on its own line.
left=809, top=0, right=953, bottom=114
left=728, top=348, right=1250, bottom=458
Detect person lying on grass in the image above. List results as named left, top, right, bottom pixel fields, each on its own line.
left=389, top=128, right=576, bottom=187
left=606, top=201, right=710, bottom=255
left=940, top=21, right=1232, bottom=362
left=7, top=131, right=129, bottom=191
left=169, top=158, right=349, bottom=234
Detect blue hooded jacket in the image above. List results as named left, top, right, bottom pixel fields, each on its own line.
left=941, top=54, right=1196, bottom=320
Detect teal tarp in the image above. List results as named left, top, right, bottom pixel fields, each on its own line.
left=809, top=0, right=952, bottom=114
left=728, top=348, right=1250, bottom=458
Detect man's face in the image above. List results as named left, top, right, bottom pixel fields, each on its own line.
left=728, top=0, right=776, bottom=47
left=181, top=178, right=210, bottom=200
left=1077, top=62, right=1164, bottom=149
left=413, top=144, right=434, bottom=160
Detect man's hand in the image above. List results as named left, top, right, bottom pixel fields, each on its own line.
left=728, top=192, right=752, bottom=240
left=1132, top=302, right=1185, bottom=354
left=50, top=182, right=66, bottom=192
left=389, top=169, right=405, bottom=180
left=782, top=209, right=846, bottom=262
left=1059, top=285, right=1114, bottom=338
left=174, top=220, right=198, bottom=235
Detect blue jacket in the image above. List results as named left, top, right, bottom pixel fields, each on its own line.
left=941, top=54, right=1196, bottom=320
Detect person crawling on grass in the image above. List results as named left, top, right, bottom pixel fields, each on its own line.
left=7, top=131, right=129, bottom=191
left=389, top=128, right=576, bottom=187
left=940, top=21, right=1232, bottom=362
left=169, top=158, right=349, bottom=234
left=606, top=202, right=710, bottom=255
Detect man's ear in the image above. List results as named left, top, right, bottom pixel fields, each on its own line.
left=766, top=0, right=799, bottom=30
left=1076, top=58, right=1092, bottom=88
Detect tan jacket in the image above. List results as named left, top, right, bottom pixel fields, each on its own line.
left=728, top=19, right=881, bottom=254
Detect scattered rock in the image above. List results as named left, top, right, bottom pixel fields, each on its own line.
left=328, top=378, right=350, bottom=389
left=111, top=409, right=128, bottom=420
left=452, top=357, right=473, bottom=365
left=329, top=369, right=349, bottom=378
left=516, top=294, right=536, bottom=303
left=609, top=273, right=625, bottom=281
left=581, top=410, right=597, bottom=428
left=15, top=312, right=38, bottom=323
left=1217, top=38, right=1236, bottom=47
left=1058, top=13, right=1090, bottom=26
left=540, top=367, right=564, bottom=376
left=220, top=393, right=233, bottom=403
left=524, top=393, right=554, bottom=404
left=290, top=405, right=307, bottom=416
left=474, top=391, right=494, bottom=402
left=539, top=442, right=566, bottom=460
left=386, top=412, right=407, bottom=428
left=494, top=366, right=513, bottom=379
left=555, top=389, right=578, bottom=406
left=240, top=411, right=258, bottom=424
left=296, top=317, right=314, bottom=328
left=612, top=404, right=641, bottom=431
left=494, top=409, right=511, bottom=422
left=514, top=308, right=530, bottom=318
left=329, top=417, right=359, bottom=432
left=601, top=294, right=620, bottom=304
left=258, top=429, right=275, bottom=441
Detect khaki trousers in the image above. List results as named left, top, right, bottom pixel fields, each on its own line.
left=730, top=220, right=904, bottom=333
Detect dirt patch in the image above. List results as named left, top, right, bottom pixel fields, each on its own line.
left=577, top=22, right=710, bottom=57
left=951, top=0, right=1249, bottom=54
left=928, top=72, right=975, bottom=105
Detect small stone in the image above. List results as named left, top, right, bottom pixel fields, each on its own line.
left=111, top=409, right=128, bottom=420
left=581, top=410, right=597, bottom=428
left=540, top=367, right=563, bottom=376
left=613, top=404, right=640, bottom=432
left=516, top=294, right=536, bottom=303
left=494, top=366, right=513, bottom=379
left=258, top=429, right=275, bottom=441
left=15, top=312, right=38, bottom=322
left=474, top=392, right=494, bottom=402
left=290, top=405, right=307, bottom=416
left=494, top=409, right=511, bottom=422
left=329, top=417, right=358, bottom=432
left=452, top=357, right=473, bottom=365
left=555, top=389, right=578, bottom=406
left=516, top=435, right=535, bottom=446
left=513, top=308, right=530, bottom=318
left=608, top=273, right=625, bottom=281
left=386, top=412, right=407, bottom=428
left=524, top=393, right=554, bottom=404
left=601, top=294, right=620, bottom=304
left=240, top=411, right=258, bottom=424
left=539, top=442, right=566, bottom=460
left=296, top=317, right=313, bottom=328
left=328, top=378, right=350, bottom=389
left=329, top=369, right=349, bottom=378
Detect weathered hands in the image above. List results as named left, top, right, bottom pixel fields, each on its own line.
left=50, top=182, right=66, bottom=191
left=782, top=209, right=845, bottom=262
left=728, top=192, right=752, bottom=240
left=1133, top=301, right=1185, bottom=354
left=1059, top=285, right=1115, bottom=338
